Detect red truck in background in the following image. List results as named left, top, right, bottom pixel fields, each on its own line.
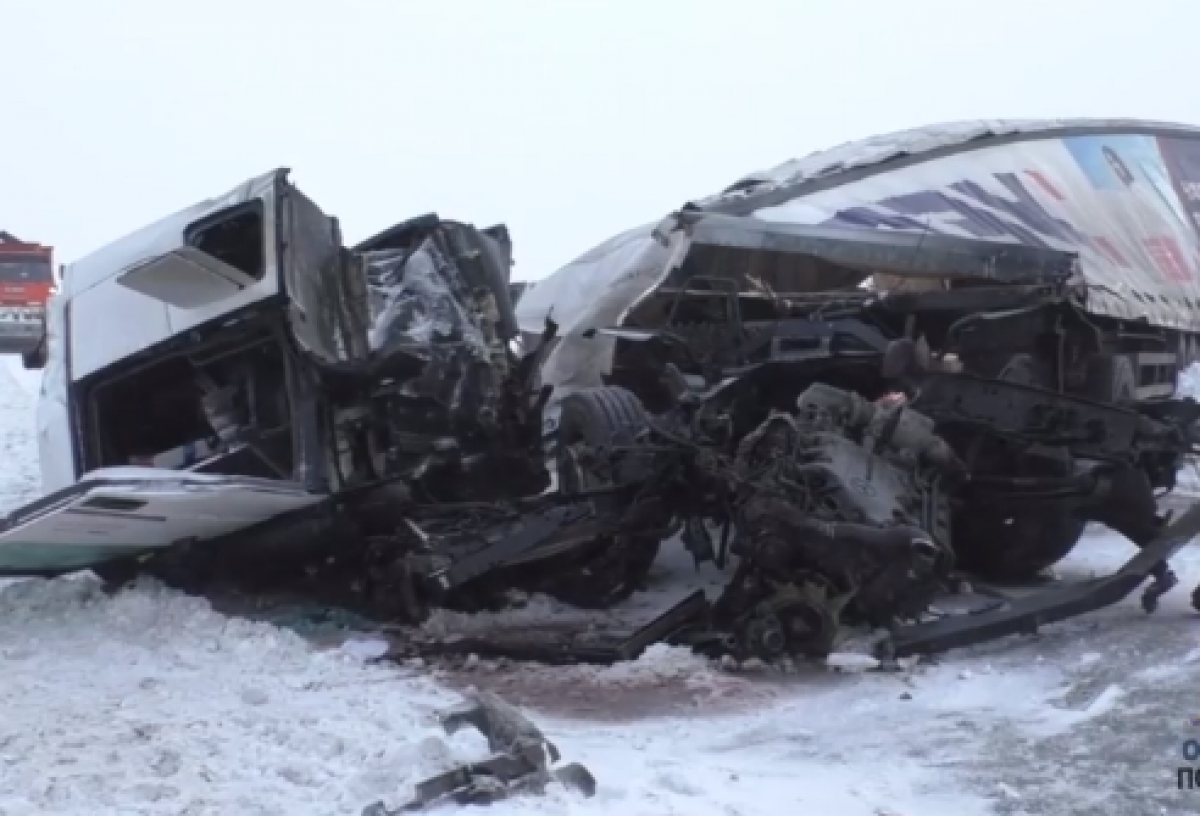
left=0, top=231, right=55, bottom=367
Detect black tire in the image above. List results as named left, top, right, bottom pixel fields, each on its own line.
left=950, top=354, right=1089, bottom=581
left=953, top=510, right=1087, bottom=581
left=552, top=386, right=649, bottom=495
left=543, top=387, right=658, bottom=606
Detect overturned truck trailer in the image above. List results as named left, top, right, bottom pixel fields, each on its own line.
left=6, top=121, right=1200, bottom=666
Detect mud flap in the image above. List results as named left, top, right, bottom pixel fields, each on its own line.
left=0, top=469, right=323, bottom=576
left=887, top=500, right=1200, bottom=657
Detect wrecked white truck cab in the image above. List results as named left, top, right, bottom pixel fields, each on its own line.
left=12, top=169, right=541, bottom=575
left=12, top=122, right=1200, bottom=668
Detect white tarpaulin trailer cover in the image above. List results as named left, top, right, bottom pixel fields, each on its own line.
left=516, top=119, right=1200, bottom=393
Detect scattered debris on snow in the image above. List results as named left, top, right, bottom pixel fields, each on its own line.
left=363, top=689, right=596, bottom=813
left=826, top=653, right=882, bottom=673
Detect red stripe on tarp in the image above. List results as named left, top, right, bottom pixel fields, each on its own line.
left=1025, top=169, right=1066, bottom=201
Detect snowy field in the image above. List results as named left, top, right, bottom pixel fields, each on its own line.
left=4, top=361, right=1200, bottom=815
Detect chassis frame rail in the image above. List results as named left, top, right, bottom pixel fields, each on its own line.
left=886, top=499, right=1200, bottom=657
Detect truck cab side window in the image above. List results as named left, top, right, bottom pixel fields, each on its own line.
left=186, top=205, right=265, bottom=281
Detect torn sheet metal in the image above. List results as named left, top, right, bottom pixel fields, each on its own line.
left=0, top=468, right=321, bottom=575
left=665, top=211, right=1078, bottom=285
left=353, top=217, right=518, bottom=365
left=513, top=224, right=670, bottom=398
left=713, top=121, right=1200, bottom=331
left=284, top=186, right=366, bottom=365
left=352, top=219, right=520, bottom=426
left=365, top=247, right=492, bottom=361
left=363, top=690, right=595, bottom=813
left=515, top=211, right=1072, bottom=399
left=517, top=119, right=1200, bottom=397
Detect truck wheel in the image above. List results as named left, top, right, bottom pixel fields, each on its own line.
left=552, top=386, right=650, bottom=495
left=1082, top=354, right=1136, bottom=404
left=953, top=509, right=1087, bottom=581
left=543, top=387, right=659, bottom=606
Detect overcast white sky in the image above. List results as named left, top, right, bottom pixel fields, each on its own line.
left=3, top=0, right=1200, bottom=281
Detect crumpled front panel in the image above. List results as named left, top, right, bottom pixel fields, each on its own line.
left=365, top=244, right=489, bottom=362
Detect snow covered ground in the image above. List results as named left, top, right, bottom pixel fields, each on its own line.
left=4, top=360, right=1200, bottom=815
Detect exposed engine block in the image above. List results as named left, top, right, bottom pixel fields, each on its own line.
left=712, top=383, right=960, bottom=659
left=790, top=382, right=956, bottom=545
